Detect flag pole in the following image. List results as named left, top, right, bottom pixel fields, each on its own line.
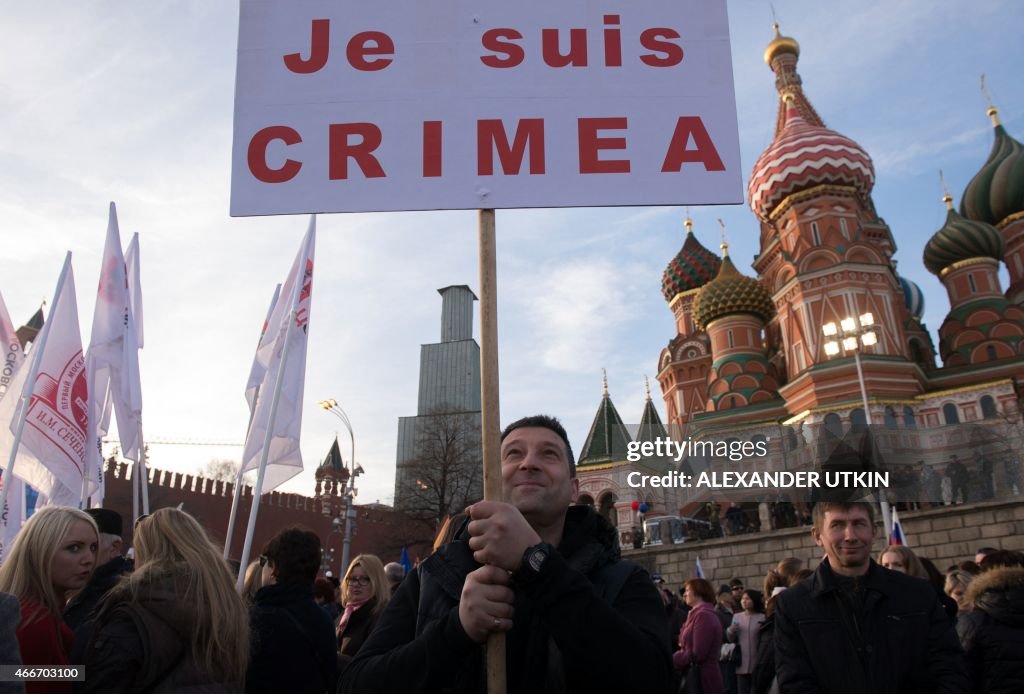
left=225, top=389, right=261, bottom=560
left=224, top=466, right=245, bottom=560
left=478, top=208, right=505, bottom=694
left=0, top=253, right=71, bottom=516
left=236, top=306, right=298, bottom=591
left=138, top=422, right=149, bottom=514
left=132, top=460, right=139, bottom=522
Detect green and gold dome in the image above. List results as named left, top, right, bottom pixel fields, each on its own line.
left=923, top=194, right=1004, bottom=276
left=662, top=217, right=722, bottom=301
left=960, top=107, right=1024, bottom=226
left=692, top=248, right=775, bottom=330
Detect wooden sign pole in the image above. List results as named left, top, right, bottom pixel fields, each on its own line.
left=477, top=208, right=506, bottom=694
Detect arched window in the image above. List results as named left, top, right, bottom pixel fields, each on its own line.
left=850, top=408, right=867, bottom=433
left=598, top=492, right=618, bottom=526
left=942, top=403, right=960, bottom=425
left=824, top=413, right=843, bottom=439
left=902, top=406, right=916, bottom=429
left=980, top=396, right=998, bottom=419
left=884, top=406, right=898, bottom=429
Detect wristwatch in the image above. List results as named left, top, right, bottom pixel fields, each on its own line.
left=518, top=542, right=553, bottom=581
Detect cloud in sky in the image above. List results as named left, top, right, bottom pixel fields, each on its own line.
left=1, top=1, right=1023, bottom=507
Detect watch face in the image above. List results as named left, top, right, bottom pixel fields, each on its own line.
left=528, top=547, right=547, bottom=572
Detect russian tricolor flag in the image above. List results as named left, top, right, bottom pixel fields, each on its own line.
left=890, top=508, right=907, bottom=546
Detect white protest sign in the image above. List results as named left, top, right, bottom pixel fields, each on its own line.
left=231, top=0, right=742, bottom=215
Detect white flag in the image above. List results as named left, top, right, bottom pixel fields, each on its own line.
left=245, top=283, right=282, bottom=416
left=9, top=255, right=93, bottom=504
left=87, top=203, right=143, bottom=474
left=240, top=218, right=316, bottom=492
left=0, top=293, right=28, bottom=560
left=0, top=468, right=25, bottom=564
left=125, top=232, right=144, bottom=348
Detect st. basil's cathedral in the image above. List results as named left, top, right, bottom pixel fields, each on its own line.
left=572, top=25, right=1024, bottom=540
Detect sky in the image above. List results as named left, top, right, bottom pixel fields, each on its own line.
left=2, top=0, right=1023, bottom=506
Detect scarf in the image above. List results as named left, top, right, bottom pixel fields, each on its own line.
left=336, top=598, right=370, bottom=639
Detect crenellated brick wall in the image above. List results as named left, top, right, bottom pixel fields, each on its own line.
left=626, top=498, right=1024, bottom=592
left=100, top=459, right=436, bottom=574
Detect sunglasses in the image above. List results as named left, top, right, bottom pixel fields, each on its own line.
left=259, top=555, right=270, bottom=567
left=134, top=514, right=150, bottom=530
left=345, top=575, right=371, bottom=586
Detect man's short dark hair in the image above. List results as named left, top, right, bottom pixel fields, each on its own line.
left=811, top=501, right=875, bottom=529
left=501, top=414, right=576, bottom=478
left=262, top=526, right=321, bottom=584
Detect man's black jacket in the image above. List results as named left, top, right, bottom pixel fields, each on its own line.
left=774, top=558, right=968, bottom=694
left=338, top=505, right=671, bottom=694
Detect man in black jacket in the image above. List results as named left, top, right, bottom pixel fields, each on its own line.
left=247, top=526, right=336, bottom=694
left=340, top=415, right=671, bottom=694
left=774, top=501, right=968, bottom=693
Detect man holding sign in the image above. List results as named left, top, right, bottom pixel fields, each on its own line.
left=340, top=415, right=671, bottom=693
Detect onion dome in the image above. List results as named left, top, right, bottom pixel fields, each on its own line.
left=923, top=194, right=1004, bottom=276
left=764, top=23, right=799, bottom=65
left=960, top=107, right=1024, bottom=225
left=662, top=217, right=722, bottom=301
left=899, top=276, right=925, bottom=321
left=749, top=105, right=875, bottom=222
left=692, top=247, right=775, bottom=329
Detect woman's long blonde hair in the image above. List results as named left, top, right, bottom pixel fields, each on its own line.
left=0, top=506, right=98, bottom=623
left=341, top=553, right=391, bottom=614
left=127, top=508, right=249, bottom=685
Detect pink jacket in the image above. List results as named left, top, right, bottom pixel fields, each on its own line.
left=672, top=602, right=724, bottom=694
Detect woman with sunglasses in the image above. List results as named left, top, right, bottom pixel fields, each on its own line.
left=337, top=554, right=391, bottom=673
left=0, top=506, right=98, bottom=694
left=81, top=508, right=249, bottom=692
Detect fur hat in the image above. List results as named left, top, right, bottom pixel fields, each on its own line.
left=87, top=508, right=123, bottom=536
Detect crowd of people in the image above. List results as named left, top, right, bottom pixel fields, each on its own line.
left=0, top=414, right=1022, bottom=693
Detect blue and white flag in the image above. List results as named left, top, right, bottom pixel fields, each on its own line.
left=695, top=555, right=705, bottom=579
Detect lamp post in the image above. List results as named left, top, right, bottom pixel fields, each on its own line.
left=821, top=313, right=893, bottom=539
left=318, top=398, right=362, bottom=574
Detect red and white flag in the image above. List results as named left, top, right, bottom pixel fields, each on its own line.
left=240, top=217, right=316, bottom=492
left=8, top=254, right=92, bottom=505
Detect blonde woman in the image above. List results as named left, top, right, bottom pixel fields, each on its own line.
left=338, top=554, right=391, bottom=669
left=0, top=506, right=98, bottom=694
left=81, top=508, right=249, bottom=693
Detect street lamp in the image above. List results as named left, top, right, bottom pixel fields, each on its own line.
left=318, top=398, right=362, bottom=574
left=821, top=313, right=893, bottom=539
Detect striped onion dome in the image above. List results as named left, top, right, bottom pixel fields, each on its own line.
left=899, top=276, right=925, bottom=321
left=662, top=218, right=722, bottom=301
left=748, top=106, right=875, bottom=222
left=692, top=251, right=775, bottom=330
left=960, top=110, right=1024, bottom=226
left=923, top=196, right=1004, bottom=276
